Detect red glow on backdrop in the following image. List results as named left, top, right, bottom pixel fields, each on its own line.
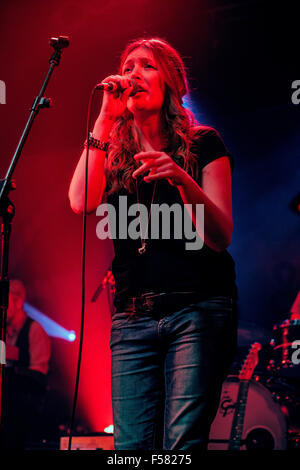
left=2, top=0, right=207, bottom=432
left=1, top=0, right=210, bottom=432
left=2, top=0, right=298, bottom=441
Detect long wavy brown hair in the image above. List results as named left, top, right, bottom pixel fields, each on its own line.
left=105, top=37, right=199, bottom=195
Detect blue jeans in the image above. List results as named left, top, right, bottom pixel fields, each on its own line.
left=110, top=296, right=237, bottom=450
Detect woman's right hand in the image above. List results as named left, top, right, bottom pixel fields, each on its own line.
left=99, top=74, right=134, bottom=121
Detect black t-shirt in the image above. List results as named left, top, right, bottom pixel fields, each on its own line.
left=105, top=126, right=237, bottom=310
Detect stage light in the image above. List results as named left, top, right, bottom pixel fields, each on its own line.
left=104, top=425, right=114, bottom=434
left=24, top=302, right=76, bottom=342
left=183, top=94, right=202, bottom=122
left=67, top=330, right=76, bottom=342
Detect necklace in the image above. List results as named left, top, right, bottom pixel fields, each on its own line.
left=135, top=178, right=157, bottom=254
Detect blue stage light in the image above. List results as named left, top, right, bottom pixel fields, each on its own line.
left=183, top=94, right=202, bottom=121
left=24, top=303, right=76, bottom=342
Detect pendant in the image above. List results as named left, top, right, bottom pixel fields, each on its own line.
left=138, top=241, right=146, bottom=255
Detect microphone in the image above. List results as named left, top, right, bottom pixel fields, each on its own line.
left=95, top=78, right=139, bottom=96
left=49, top=36, right=70, bottom=49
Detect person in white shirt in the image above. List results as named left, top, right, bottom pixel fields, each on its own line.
left=2, top=279, right=51, bottom=449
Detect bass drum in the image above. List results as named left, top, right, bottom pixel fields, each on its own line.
left=208, top=376, right=288, bottom=450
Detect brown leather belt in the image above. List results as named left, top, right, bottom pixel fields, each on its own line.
left=118, top=291, right=206, bottom=316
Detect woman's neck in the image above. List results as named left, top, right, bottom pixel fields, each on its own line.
left=133, top=113, right=165, bottom=151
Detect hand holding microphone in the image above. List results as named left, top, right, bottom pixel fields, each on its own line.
left=96, top=75, right=138, bottom=122
left=96, top=77, right=139, bottom=96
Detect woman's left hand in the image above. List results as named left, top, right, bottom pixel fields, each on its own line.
left=132, top=151, right=187, bottom=187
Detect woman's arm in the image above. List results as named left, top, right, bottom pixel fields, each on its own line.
left=68, top=116, right=113, bottom=214
left=177, top=156, right=233, bottom=252
left=69, top=75, right=135, bottom=214
left=133, top=152, right=233, bottom=252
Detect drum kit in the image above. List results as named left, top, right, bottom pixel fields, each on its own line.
left=209, top=293, right=300, bottom=450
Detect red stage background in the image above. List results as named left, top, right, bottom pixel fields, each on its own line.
left=0, top=0, right=298, bottom=436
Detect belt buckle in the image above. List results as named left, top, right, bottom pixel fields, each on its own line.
left=132, top=296, right=145, bottom=313
left=144, top=296, right=154, bottom=311
left=131, top=297, right=137, bottom=313
left=140, top=293, right=154, bottom=312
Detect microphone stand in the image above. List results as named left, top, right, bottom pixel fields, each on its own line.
left=91, top=269, right=115, bottom=314
left=0, top=36, right=69, bottom=440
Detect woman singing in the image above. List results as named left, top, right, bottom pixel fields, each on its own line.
left=69, top=37, right=238, bottom=450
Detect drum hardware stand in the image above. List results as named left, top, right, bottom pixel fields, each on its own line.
left=0, top=36, right=69, bottom=440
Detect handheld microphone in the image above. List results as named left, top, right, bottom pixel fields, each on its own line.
left=95, top=78, right=139, bottom=96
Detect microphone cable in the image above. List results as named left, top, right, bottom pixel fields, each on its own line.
left=68, top=85, right=98, bottom=450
